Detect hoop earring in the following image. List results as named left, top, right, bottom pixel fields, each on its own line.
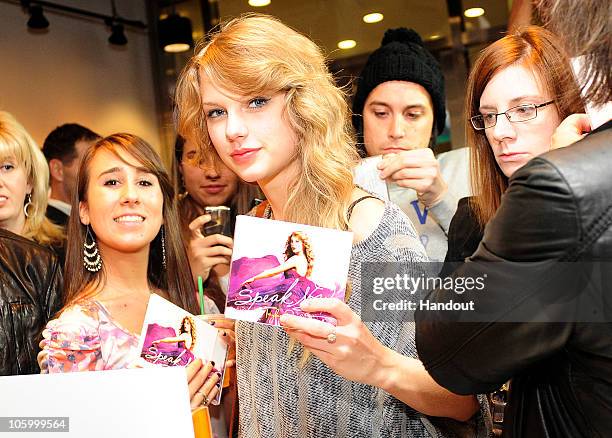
left=161, top=226, right=167, bottom=270
left=83, top=225, right=102, bottom=272
left=23, top=193, right=33, bottom=218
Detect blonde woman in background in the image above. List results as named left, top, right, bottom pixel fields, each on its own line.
left=0, top=112, right=64, bottom=255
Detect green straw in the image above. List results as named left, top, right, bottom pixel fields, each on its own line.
left=197, top=275, right=205, bottom=315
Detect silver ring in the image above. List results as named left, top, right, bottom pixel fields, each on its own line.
left=198, top=390, right=209, bottom=406
left=326, top=331, right=337, bottom=344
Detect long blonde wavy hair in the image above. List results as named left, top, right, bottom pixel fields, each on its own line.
left=175, top=14, right=359, bottom=230
left=0, top=111, right=64, bottom=246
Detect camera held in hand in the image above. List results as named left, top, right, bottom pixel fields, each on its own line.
left=202, top=206, right=232, bottom=237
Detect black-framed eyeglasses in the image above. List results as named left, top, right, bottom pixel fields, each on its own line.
left=470, top=100, right=555, bottom=130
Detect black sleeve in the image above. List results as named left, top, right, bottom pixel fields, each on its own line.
left=416, top=157, right=580, bottom=394
left=44, top=256, right=64, bottom=320
left=441, top=197, right=483, bottom=277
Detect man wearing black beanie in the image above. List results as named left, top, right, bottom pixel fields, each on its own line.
left=352, top=28, right=470, bottom=261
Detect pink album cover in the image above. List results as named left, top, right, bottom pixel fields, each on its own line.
left=135, top=294, right=228, bottom=405
left=226, top=215, right=353, bottom=326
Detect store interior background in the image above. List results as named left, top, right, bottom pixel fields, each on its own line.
left=0, top=0, right=514, bottom=168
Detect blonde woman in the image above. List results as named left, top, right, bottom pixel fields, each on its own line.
left=177, top=14, right=487, bottom=437
left=0, top=112, right=64, bottom=251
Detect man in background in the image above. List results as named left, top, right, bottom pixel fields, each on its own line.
left=352, top=27, right=470, bottom=261
left=42, top=123, right=100, bottom=227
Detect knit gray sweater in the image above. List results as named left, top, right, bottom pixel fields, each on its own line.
left=236, top=202, right=490, bottom=437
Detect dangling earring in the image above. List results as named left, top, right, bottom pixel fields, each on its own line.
left=83, top=225, right=102, bottom=272
left=23, top=193, right=33, bottom=218
left=161, top=225, right=167, bottom=270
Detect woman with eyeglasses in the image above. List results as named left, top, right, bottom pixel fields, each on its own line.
left=444, top=26, right=584, bottom=265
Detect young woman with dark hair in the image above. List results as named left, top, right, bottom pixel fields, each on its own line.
left=39, top=133, right=223, bottom=410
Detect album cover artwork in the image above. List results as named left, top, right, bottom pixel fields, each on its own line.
left=226, top=215, right=353, bottom=326
left=136, top=294, right=228, bottom=405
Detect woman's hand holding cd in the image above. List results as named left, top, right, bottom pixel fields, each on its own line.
left=186, top=358, right=221, bottom=409
left=198, top=314, right=237, bottom=367
left=279, top=298, right=388, bottom=387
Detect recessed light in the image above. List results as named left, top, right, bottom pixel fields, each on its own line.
left=337, top=39, right=356, bottom=50
left=363, top=13, right=383, bottom=24
left=248, top=0, right=271, bottom=6
left=464, top=7, right=485, bottom=18
left=164, top=43, right=190, bottom=53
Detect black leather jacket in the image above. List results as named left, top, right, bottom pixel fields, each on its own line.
left=0, top=228, right=63, bottom=375
left=416, top=121, right=612, bottom=437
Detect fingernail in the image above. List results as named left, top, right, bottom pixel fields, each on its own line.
left=210, top=321, right=216, bottom=326
left=216, top=382, right=221, bottom=388
left=222, top=331, right=227, bottom=336
left=210, top=361, right=215, bottom=367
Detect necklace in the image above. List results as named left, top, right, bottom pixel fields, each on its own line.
left=263, top=203, right=273, bottom=219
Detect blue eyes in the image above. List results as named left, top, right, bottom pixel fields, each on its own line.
left=248, top=97, right=269, bottom=108
left=206, top=96, right=270, bottom=119
left=207, top=109, right=226, bottom=119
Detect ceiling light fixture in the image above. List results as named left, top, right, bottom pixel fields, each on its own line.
left=248, top=0, right=271, bottom=6
left=19, top=0, right=146, bottom=45
left=159, top=13, right=193, bottom=53
left=108, top=22, right=127, bottom=45
left=107, top=0, right=127, bottom=46
left=337, top=39, right=356, bottom=50
left=464, top=7, right=485, bottom=18
left=26, top=5, right=49, bottom=29
left=363, top=12, right=383, bottom=24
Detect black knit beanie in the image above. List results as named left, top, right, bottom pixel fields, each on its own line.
left=352, top=28, right=446, bottom=136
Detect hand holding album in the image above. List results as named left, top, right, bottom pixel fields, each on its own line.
left=280, top=297, right=388, bottom=387
left=135, top=295, right=229, bottom=405
left=225, top=215, right=353, bottom=327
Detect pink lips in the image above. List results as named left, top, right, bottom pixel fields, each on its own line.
left=498, top=152, right=530, bottom=162
left=202, top=185, right=226, bottom=195
left=230, top=148, right=260, bottom=164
